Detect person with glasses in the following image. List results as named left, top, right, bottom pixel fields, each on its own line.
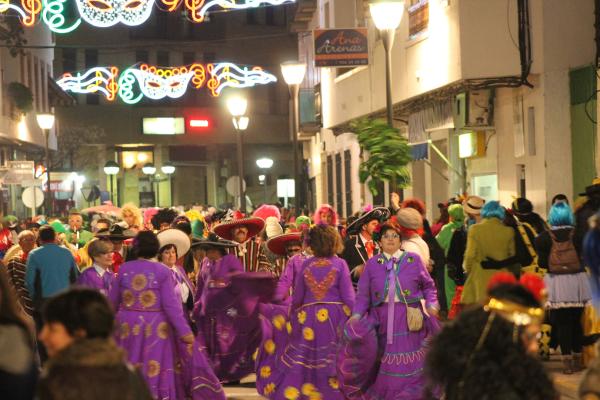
left=338, top=220, right=440, bottom=400
left=77, top=239, right=115, bottom=296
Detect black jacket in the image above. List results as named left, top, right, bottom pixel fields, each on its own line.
left=341, top=235, right=380, bottom=286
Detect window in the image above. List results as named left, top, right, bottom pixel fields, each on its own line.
left=62, top=48, right=76, bottom=72
left=408, top=0, right=429, bottom=39
left=327, top=155, right=334, bottom=206
left=85, top=49, right=99, bottom=105
left=344, top=150, right=352, bottom=217
left=135, top=50, right=149, bottom=64
left=157, top=51, right=169, bottom=66
left=335, top=153, right=342, bottom=216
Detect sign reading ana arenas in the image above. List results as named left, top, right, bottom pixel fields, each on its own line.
left=314, top=28, right=369, bottom=67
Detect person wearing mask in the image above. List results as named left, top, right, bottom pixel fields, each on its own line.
left=65, top=212, right=93, bottom=249
left=535, top=202, right=591, bottom=374
left=77, top=239, right=115, bottom=296
left=256, top=225, right=355, bottom=399
left=461, top=201, right=518, bottom=306
left=341, top=207, right=391, bottom=286
left=424, top=272, right=557, bottom=400
left=109, top=231, right=194, bottom=399
left=338, top=221, right=440, bottom=399
left=6, top=230, right=36, bottom=316
left=37, top=288, right=152, bottom=400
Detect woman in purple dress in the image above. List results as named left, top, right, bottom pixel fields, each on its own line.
left=256, top=225, right=355, bottom=399
left=109, top=231, right=194, bottom=400
left=77, top=238, right=115, bottom=296
left=338, top=221, right=441, bottom=400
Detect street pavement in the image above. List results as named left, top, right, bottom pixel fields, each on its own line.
left=223, top=375, right=264, bottom=399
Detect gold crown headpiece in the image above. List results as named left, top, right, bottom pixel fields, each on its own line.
left=484, top=298, right=544, bottom=326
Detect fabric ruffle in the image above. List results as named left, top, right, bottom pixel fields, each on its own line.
left=544, top=272, right=592, bottom=308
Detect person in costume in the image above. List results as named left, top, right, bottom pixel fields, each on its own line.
left=256, top=224, right=355, bottom=399
left=213, top=212, right=272, bottom=273
left=120, top=203, right=143, bottom=234
left=436, top=204, right=465, bottom=314
left=95, top=225, right=136, bottom=273
left=5, top=229, right=36, bottom=316
left=151, top=208, right=179, bottom=232
left=461, top=201, right=518, bottom=305
left=424, top=272, right=557, bottom=400
left=511, top=197, right=549, bottom=235
left=337, top=221, right=440, bottom=400
left=77, top=239, right=115, bottom=296
left=65, top=212, right=94, bottom=250
left=341, top=206, right=391, bottom=287
left=397, top=207, right=431, bottom=270
left=193, top=233, right=274, bottom=384
left=268, top=230, right=303, bottom=284
left=313, top=204, right=338, bottom=227
left=109, top=231, right=194, bottom=400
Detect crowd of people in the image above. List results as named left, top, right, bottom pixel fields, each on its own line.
left=2, top=186, right=600, bottom=400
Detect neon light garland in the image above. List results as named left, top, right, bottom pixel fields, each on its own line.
left=57, top=62, right=277, bottom=104
left=0, top=0, right=295, bottom=32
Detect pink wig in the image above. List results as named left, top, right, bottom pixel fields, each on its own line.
left=143, top=207, right=159, bottom=226
left=313, top=204, right=338, bottom=226
left=252, top=204, right=281, bottom=222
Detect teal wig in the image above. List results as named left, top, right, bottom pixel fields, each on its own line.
left=481, top=201, right=505, bottom=220
left=547, top=201, right=574, bottom=227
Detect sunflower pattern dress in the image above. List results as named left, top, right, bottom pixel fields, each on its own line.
left=110, top=259, right=192, bottom=400
left=256, top=256, right=355, bottom=399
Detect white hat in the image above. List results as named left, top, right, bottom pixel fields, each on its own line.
left=265, top=216, right=283, bottom=238
left=157, top=228, right=191, bottom=258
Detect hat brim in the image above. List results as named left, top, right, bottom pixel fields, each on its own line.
left=463, top=201, right=484, bottom=215
left=157, top=228, right=191, bottom=257
left=346, top=207, right=391, bottom=235
left=580, top=185, right=600, bottom=197
left=213, top=217, right=265, bottom=240
left=96, top=230, right=136, bottom=241
left=266, top=232, right=302, bottom=256
left=190, top=238, right=238, bottom=249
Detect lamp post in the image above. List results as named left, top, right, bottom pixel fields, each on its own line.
left=256, top=157, right=273, bottom=203
left=227, top=95, right=249, bottom=212
left=36, top=113, right=55, bottom=214
left=161, top=162, right=176, bottom=206
left=142, top=162, right=157, bottom=206
left=369, top=0, right=405, bottom=126
left=281, top=61, right=306, bottom=215
left=103, top=160, right=120, bottom=206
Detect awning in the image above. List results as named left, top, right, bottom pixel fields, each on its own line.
left=409, top=142, right=429, bottom=161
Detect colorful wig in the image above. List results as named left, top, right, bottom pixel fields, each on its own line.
left=401, top=198, right=426, bottom=216
left=313, top=204, right=338, bottom=226
left=547, top=201, right=574, bottom=227
left=253, top=204, right=281, bottom=222
left=120, top=203, right=143, bottom=228
left=481, top=201, right=506, bottom=220
left=448, top=204, right=465, bottom=223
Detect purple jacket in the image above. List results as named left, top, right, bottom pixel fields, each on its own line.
left=193, top=254, right=244, bottom=319
left=292, top=256, right=355, bottom=311
left=77, top=265, right=114, bottom=296
left=353, top=251, right=438, bottom=317
left=109, top=259, right=192, bottom=339
left=274, top=253, right=309, bottom=304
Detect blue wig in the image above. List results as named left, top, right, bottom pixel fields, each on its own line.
left=547, top=202, right=574, bottom=227
left=584, top=221, right=600, bottom=309
left=481, top=201, right=505, bottom=220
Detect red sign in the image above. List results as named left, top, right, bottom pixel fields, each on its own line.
left=188, top=118, right=210, bottom=128
left=183, top=109, right=214, bottom=133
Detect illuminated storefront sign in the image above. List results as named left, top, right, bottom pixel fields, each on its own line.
left=56, top=62, right=277, bottom=104
left=0, top=0, right=295, bottom=33
left=142, top=117, right=185, bottom=135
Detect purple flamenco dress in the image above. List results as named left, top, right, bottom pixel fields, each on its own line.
left=110, top=259, right=192, bottom=400
left=193, top=254, right=267, bottom=383
left=256, top=256, right=355, bottom=399
left=77, top=264, right=115, bottom=296
left=337, top=251, right=441, bottom=400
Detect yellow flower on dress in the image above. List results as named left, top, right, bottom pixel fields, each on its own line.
left=342, top=305, right=351, bottom=317
left=316, top=308, right=329, bottom=322
left=302, top=327, right=315, bottom=341
left=260, top=365, right=272, bottom=378
left=139, top=290, right=157, bottom=308
left=328, top=377, right=340, bottom=390
left=264, top=339, right=276, bottom=354
left=157, top=322, right=170, bottom=339
left=145, top=324, right=153, bottom=338
left=120, top=322, right=130, bottom=339
left=301, top=383, right=317, bottom=395
left=272, top=314, right=286, bottom=331
left=132, top=324, right=141, bottom=336
left=286, top=322, right=292, bottom=335
left=147, top=360, right=161, bottom=378
left=284, top=386, right=299, bottom=400
left=122, top=290, right=135, bottom=307
left=264, top=383, right=276, bottom=395
left=297, top=310, right=307, bottom=324
left=131, top=274, right=148, bottom=290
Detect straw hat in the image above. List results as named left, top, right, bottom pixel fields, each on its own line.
left=463, top=195, right=485, bottom=215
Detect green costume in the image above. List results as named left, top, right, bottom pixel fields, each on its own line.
left=435, top=204, right=465, bottom=307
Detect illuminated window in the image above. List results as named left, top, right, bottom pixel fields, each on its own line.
left=408, top=0, right=429, bottom=39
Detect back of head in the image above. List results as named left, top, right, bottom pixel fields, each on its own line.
left=547, top=201, right=574, bottom=227
left=39, top=226, right=56, bottom=243
left=132, top=231, right=159, bottom=259
left=309, top=224, right=342, bottom=257
left=481, top=201, right=505, bottom=220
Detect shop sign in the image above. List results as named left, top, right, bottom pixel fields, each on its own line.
left=314, top=28, right=369, bottom=67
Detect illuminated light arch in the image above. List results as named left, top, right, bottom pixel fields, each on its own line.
left=57, top=62, right=278, bottom=104
left=0, top=0, right=295, bottom=32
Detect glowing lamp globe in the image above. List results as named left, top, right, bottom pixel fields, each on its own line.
left=233, top=116, right=250, bottom=131
left=369, top=0, right=405, bottom=30
left=256, top=158, right=274, bottom=169
left=142, top=163, right=157, bottom=175
left=161, top=163, right=176, bottom=175
left=36, top=113, right=55, bottom=130
left=280, top=62, right=306, bottom=85
left=103, top=160, right=120, bottom=175
left=226, top=96, right=248, bottom=117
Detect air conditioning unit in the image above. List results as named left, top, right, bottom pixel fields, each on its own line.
left=454, top=89, right=494, bottom=129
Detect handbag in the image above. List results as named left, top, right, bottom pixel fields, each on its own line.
left=397, top=276, right=424, bottom=332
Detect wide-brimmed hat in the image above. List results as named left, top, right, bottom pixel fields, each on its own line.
left=191, top=233, right=238, bottom=250
left=346, top=207, right=391, bottom=235
left=511, top=197, right=533, bottom=216
left=396, top=207, right=423, bottom=230
left=213, top=216, right=265, bottom=241
left=265, top=216, right=283, bottom=238
left=96, top=224, right=136, bottom=241
left=157, top=228, right=191, bottom=258
left=266, top=232, right=302, bottom=256
left=579, top=178, right=600, bottom=197
left=463, top=195, right=485, bottom=215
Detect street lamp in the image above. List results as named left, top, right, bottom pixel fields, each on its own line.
left=256, top=157, right=274, bottom=203
left=103, top=160, right=120, bottom=206
left=36, top=113, right=55, bottom=214
left=281, top=61, right=306, bottom=215
left=142, top=163, right=157, bottom=205
left=161, top=162, right=176, bottom=206
left=369, top=0, right=405, bottom=126
left=227, top=95, right=249, bottom=212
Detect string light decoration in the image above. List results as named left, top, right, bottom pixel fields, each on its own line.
left=0, top=0, right=295, bottom=32
left=56, top=62, right=277, bottom=104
